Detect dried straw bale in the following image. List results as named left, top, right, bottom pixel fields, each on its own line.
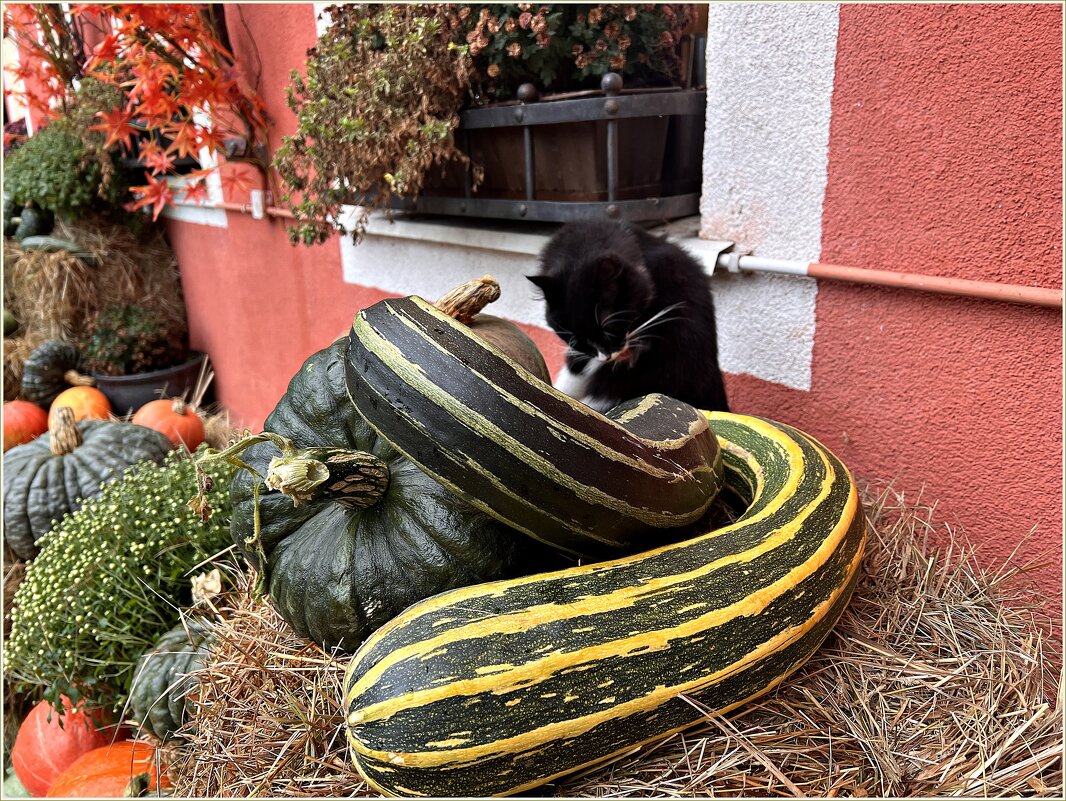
left=3, top=216, right=186, bottom=395
left=169, top=484, right=1063, bottom=798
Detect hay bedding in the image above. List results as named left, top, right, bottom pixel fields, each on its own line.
left=3, top=216, right=186, bottom=399
left=168, top=484, right=1063, bottom=798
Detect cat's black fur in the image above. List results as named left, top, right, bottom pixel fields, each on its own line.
left=529, top=221, right=729, bottom=413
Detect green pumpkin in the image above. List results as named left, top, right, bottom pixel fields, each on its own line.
left=13, top=206, right=53, bottom=241
left=228, top=338, right=562, bottom=652
left=21, top=340, right=86, bottom=408
left=2, top=409, right=172, bottom=559
left=129, top=619, right=212, bottom=741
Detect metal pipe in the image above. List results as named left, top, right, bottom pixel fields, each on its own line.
left=718, top=253, right=1062, bottom=309
left=211, top=200, right=294, bottom=219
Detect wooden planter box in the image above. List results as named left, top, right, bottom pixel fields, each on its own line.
left=396, top=73, right=706, bottom=224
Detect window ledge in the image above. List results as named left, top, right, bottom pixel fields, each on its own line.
left=355, top=210, right=721, bottom=266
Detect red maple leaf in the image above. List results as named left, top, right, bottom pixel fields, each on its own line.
left=86, top=32, right=122, bottom=71
left=180, top=177, right=211, bottom=205
left=219, top=167, right=254, bottom=198
left=90, top=107, right=138, bottom=151
left=165, top=120, right=202, bottom=160
left=196, top=126, right=227, bottom=157
left=141, top=142, right=177, bottom=175
left=127, top=173, right=175, bottom=221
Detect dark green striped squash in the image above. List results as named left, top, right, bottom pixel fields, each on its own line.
left=346, top=296, right=723, bottom=558
left=343, top=412, right=866, bottom=797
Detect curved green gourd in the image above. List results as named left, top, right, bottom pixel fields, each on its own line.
left=21, top=340, right=85, bottom=408
left=343, top=412, right=866, bottom=797
left=346, top=295, right=723, bottom=559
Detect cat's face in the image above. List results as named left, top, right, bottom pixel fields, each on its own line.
left=530, top=235, right=654, bottom=367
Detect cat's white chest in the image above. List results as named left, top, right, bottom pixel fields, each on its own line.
left=554, top=363, right=616, bottom=413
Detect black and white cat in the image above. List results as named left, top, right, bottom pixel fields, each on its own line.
left=529, top=221, right=729, bottom=413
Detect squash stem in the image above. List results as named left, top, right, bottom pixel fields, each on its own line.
left=267, top=448, right=390, bottom=508
left=48, top=406, right=83, bottom=455
left=434, top=275, right=500, bottom=324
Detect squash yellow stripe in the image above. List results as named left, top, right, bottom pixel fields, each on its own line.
left=490, top=573, right=860, bottom=799
left=347, top=453, right=845, bottom=733
left=348, top=525, right=862, bottom=772
left=354, top=313, right=718, bottom=501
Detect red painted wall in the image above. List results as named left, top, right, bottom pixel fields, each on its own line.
left=732, top=4, right=1063, bottom=618
left=168, top=4, right=381, bottom=427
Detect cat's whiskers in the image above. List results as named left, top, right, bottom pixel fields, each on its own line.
left=628, top=302, right=687, bottom=338
left=610, top=302, right=687, bottom=363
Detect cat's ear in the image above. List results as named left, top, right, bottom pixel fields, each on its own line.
left=596, top=256, right=625, bottom=282
left=527, top=274, right=556, bottom=295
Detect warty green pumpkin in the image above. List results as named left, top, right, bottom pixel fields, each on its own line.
left=222, top=337, right=564, bottom=653
left=343, top=412, right=866, bottom=797
left=2, top=407, right=171, bottom=559
left=346, top=295, right=723, bottom=558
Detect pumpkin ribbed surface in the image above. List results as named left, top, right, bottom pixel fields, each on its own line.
left=2, top=419, right=171, bottom=559
left=343, top=412, right=866, bottom=797
left=129, top=620, right=212, bottom=741
left=346, top=296, right=723, bottom=558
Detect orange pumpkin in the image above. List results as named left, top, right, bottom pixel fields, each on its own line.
left=45, top=741, right=168, bottom=799
left=11, top=697, right=110, bottom=797
left=131, top=398, right=204, bottom=450
left=49, top=386, right=111, bottom=422
left=3, top=400, right=49, bottom=451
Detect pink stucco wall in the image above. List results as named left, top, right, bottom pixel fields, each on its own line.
left=170, top=4, right=383, bottom=426
left=166, top=4, right=1062, bottom=615
left=728, top=4, right=1062, bottom=618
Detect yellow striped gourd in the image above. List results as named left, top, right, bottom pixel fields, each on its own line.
left=346, top=296, right=724, bottom=558
left=343, top=412, right=866, bottom=797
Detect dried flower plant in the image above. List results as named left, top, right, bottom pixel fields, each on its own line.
left=275, top=4, right=477, bottom=245
left=459, top=4, right=694, bottom=101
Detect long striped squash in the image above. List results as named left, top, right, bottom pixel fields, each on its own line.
left=346, top=296, right=723, bottom=558
left=343, top=412, right=866, bottom=797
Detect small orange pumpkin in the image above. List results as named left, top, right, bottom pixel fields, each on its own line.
left=45, top=741, right=168, bottom=799
left=49, top=386, right=111, bottom=422
left=131, top=397, right=205, bottom=450
left=3, top=400, right=49, bottom=451
left=11, top=697, right=111, bottom=797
